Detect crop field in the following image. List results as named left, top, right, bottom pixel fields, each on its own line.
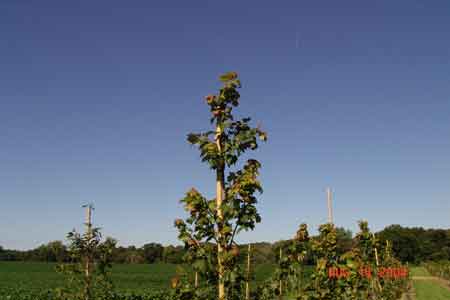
left=0, top=261, right=276, bottom=296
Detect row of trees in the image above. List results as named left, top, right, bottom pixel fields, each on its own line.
left=252, top=221, right=409, bottom=300
left=0, top=230, right=348, bottom=264
left=0, top=243, right=183, bottom=264
left=377, top=224, right=450, bottom=263
left=3, top=224, right=449, bottom=265
left=47, top=218, right=407, bottom=300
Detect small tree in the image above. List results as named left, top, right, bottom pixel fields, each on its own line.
left=175, top=72, right=267, bottom=300
left=56, top=227, right=117, bottom=300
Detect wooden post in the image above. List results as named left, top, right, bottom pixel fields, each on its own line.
left=327, top=187, right=333, bottom=224
left=246, top=244, right=251, bottom=300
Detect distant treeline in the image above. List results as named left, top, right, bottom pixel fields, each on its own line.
left=1, top=225, right=449, bottom=264
left=376, top=225, right=450, bottom=263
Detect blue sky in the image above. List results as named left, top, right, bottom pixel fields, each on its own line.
left=1, top=0, right=449, bottom=250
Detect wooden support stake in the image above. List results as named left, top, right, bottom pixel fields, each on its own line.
left=195, top=271, right=198, bottom=288
left=246, top=244, right=251, bottom=300
left=373, top=234, right=380, bottom=267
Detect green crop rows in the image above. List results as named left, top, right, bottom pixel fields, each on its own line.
left=0, top=262, right=277, bottom=299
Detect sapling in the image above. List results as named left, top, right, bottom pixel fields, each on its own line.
left=175, top=72, right=267, bottom=300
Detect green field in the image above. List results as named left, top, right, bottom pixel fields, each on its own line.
left=409, top=266, right=430, bottom=277
left=413, top=280, right=450, bottom=300
left=0, top=261, right=276, bottom=295
left=409, top=266, right=450, bottom=300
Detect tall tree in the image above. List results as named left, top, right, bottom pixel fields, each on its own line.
left=175, top=72, right=267, bottom=300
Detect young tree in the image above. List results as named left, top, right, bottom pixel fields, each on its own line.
left=56, top=228, right=117, bottom=300
left=175, top=72, right=267, bottom=300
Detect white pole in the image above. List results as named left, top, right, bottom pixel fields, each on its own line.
left=86, top=206, right=92, bottom=228
left=327, top=187, right=333, bottom=224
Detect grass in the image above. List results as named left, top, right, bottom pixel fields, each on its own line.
left=0, top=261, right=276, bottom=295
left=409, top=266, right=430, bottom=277
left=413, top=280, right=450, bottom=300
left=409, top=265, right=450, bottom=300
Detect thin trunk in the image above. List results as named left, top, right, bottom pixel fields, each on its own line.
left=246, top=244, right=251, bottom=300
left=85, top=256, right=91, bottom=300
left=279, top=248, right=282, bottom=300
left=216, top=123, right=225, bottom=300
left=85, top=205, right=92, bottom=300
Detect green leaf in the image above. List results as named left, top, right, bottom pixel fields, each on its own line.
left=219, top=72, right=238, bottom=82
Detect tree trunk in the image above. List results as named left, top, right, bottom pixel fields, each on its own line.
left=85, top=256, right=91, bottom=300
left=216, top=123, right=225, bottom=300
left=85, top=206, right=92, bottom=300
left=279, top=248, right=282, bottom=300
left=246, top=244, right=251, bottom=300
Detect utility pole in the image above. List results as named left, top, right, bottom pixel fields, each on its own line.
left=327, top=187, right=333, bottom=224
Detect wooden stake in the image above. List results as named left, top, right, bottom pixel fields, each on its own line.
left=246, top=244, right=251, bottom=300
left=386, top=240, right=390, bottom=259
left=327, top=187, right=333, bottom=224
left=373, top=234, right=379, bottom=267
left=374, top=247, right=380, bottom=266
left=195, top=271, right=198, bottom=288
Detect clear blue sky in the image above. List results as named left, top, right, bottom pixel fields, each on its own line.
left=1, top=0, right=449, bottom=250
